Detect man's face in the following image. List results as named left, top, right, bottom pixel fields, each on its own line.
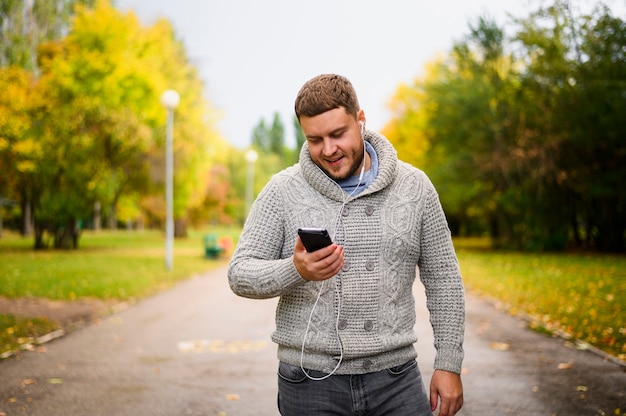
left=300, top=107, right=366, bottom=181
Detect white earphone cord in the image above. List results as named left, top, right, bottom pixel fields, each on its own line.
left=300, top=127, right=366, bottom=381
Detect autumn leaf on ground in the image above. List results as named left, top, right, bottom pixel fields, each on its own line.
left=21, top=378, right=36, bottom=387
left=47, top=378, right=63, bottom=384
left=557, top=362, right=572, bottom=370
left=490, top=342, right=510, bottom=351
left=225, top=394, right=240, bottom=401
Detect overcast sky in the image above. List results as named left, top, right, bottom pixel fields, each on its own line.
left=114, top=0, right=624, bottom=149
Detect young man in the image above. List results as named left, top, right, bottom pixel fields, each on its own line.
left=228, top=74, right=465, bottom=415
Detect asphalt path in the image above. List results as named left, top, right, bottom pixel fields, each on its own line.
left=0, top=266, right=624, bottom=415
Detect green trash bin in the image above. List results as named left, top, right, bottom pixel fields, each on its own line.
left=204, top=233, right=224, bottom=259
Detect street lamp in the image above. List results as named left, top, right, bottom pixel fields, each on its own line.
left=161, top=89, right=180, bottom=270
left=244, top=149, right=258, bottom=217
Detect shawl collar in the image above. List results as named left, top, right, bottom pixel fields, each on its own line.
left=299, top=130, right=399, bottom=202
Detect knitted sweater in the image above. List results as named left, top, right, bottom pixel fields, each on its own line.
left=228, top=130, right=465, bottom=375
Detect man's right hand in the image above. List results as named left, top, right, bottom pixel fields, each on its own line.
left=293, top=237, right=344, bottom=281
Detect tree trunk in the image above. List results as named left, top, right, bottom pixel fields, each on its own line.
left=175, top=218, right=187, bottom=238
left=21, top=199, right=33, bottom=236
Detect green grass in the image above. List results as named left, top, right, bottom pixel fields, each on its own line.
left=454, top=238, right=626, bottom=362
left=1, top=232, right=624, bottom=363
left=0, top=227, right=238, bottom=356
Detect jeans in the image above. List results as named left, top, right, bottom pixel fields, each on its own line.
left=277, top=360, right=432, bottom=415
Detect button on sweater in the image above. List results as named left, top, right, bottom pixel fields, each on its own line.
left=228, top=130, right=465, bottom=375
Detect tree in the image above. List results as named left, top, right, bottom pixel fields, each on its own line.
left=0, top=66, right=41, bottom=237
left=9, top=0, right=229, bottom=248
left=0, top=0, right=96, bottom=72
left=1, top=0, right=97, bottom=235
left=291, top=114, right=306, bottom=164
left=385, top=0, right=626, bottom=252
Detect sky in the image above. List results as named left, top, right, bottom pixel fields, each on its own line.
left=114, top=0, right=624, bottom=149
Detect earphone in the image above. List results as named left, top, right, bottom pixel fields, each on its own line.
left=358, top=121, right=366, bottom=182
left=300, top=120, right=367, bottom=380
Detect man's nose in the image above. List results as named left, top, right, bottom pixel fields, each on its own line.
left=322, top=138, right=336, bottom=156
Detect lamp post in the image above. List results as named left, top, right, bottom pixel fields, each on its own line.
left=244, top=149, right=258, bottom=218
left=161, top=89, right=180, bottom=270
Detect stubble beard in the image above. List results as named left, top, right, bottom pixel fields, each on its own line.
left=323, top=144, right=365, bottom=182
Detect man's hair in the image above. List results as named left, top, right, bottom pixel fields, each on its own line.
left=294, top=74, right=360, bottom=121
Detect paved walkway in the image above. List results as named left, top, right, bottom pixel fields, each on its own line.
left=0, top=266, right=624, bottom=415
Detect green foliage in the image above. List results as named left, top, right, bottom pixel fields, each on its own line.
left=456, top=239, right=626, bottom=362
left=293, top=114, right=306, bottom=154
left=1, top=1, right=234, bottom=248
left=385, top=1, right=626, bottom=252
left=245, top=112, right=300, bottom=224
left=0, top=0, right=96, bottom=71
left=252, top=111, right=287, bottom=161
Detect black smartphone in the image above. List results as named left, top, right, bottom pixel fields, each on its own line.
left=298, top=228, right=333, bottom=252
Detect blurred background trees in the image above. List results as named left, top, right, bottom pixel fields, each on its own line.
left=0, top=0, right=624, bottom=253
left=384, top=2, right=625, bottom=252
left=0, top=0, right=234, bottom=248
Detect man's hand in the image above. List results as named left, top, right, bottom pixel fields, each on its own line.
left=293, top=236, right=344, bottom=281
left=430, top=370, right=463, bottom=416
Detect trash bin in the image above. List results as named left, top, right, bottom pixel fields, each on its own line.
left=204, top=234, right=224, bottom=259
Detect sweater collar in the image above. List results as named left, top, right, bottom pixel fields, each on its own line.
left=299, top=130, right=398, bottom=202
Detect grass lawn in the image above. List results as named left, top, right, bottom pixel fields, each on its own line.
left=454, top=238, right=626, bottom=362
left=1, top=232, right=624, bottom=363
left=0, top=227, right=238, bottom=356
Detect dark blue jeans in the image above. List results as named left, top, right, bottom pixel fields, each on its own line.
left=277, top=360, right=432, bottom=415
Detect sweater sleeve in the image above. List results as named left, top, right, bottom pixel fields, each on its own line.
left=228, top=179, right=306, bottom=299
left=418, top=187, right=465, bottom=374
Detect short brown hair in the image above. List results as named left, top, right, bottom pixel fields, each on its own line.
left=294, top=74, right=360, bottom=121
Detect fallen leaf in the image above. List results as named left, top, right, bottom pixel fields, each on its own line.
left=490, top=342, right=510, bottom=351
left=21, top=378, right=36, bottom=386
left=225, top=394, right=240, bottom=401
left=47, top=378, right=63, bottom=384
left=476, top=321, right=489, bottom=335
left=557, top=362, right=572, bottom=370
left=576, top=385, right=588, bottom=392
left=532, top=386, right=539, bottom=393
left=575, top=341, right=590, bottom=350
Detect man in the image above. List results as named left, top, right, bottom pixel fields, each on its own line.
left=228, top=74, right=464, bottom=415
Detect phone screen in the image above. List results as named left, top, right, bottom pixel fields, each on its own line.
left=298, top=228, right=332, bottom=252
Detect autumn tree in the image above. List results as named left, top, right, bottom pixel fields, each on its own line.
left=385, top=0, right=625, bottom=252
left=1, top=0, right=229, bottom=248
left=0, top=0, right=96, bottom=72
left=0, top=0, right=97, bottom=235
left=0, top=66, right=41, bottom=237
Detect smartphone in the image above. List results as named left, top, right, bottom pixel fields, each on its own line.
left=298, top=228, right=333, bottom=252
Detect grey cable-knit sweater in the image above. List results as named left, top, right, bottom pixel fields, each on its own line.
left=228, top=130, right=465, bottom=375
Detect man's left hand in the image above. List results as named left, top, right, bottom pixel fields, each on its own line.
left=429, top=369, right=463, bottom=416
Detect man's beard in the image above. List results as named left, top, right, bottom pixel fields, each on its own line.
left=323, top=144, right=365, bottom=181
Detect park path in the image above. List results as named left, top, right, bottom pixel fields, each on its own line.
left=0, top=265, right=624, bottom=415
